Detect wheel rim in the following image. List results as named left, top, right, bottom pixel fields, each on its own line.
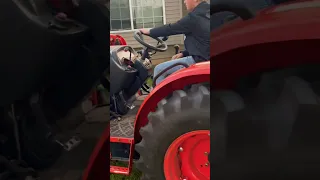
left=164, top=130, right=210, bottom=180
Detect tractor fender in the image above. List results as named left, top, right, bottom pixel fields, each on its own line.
left=82, top=124, right=110, bottom=180
left=211, top=1, right=320, bottom=89
left=211, top=3, right=320, bottom=57
left=110, top=34, right=127, bottom=45
left=133, top=62, right=210, bottom=141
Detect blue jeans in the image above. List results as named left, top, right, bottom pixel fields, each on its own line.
left=153, top=56, right=195, bottom=86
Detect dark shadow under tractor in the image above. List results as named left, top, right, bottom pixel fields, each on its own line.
left=0, top=0, right=110, bottom=179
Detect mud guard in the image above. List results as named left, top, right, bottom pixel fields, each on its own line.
left=211, top=2, right=320, bottom=89
left=110, top=34, right=127, bottom=45
left=133, top=61, right=210, bottom=141
left=82, top=124, right=110, bottom=180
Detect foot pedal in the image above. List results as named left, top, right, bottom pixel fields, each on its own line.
left=125, top=94, right=137, bottom=110
left=55, top=136, right=81, bottom=151
left=110, top=138, right=134, bottom=175
left=110, top=111, right=121, bottom=121
left=126, top=104, right=135, bottom=110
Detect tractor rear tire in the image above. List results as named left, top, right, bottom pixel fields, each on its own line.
left=136, top=74, right=320, bottom=179
left=135, top=84, right=242, bottom=179
left=135, top=84, right=210, bottom=180
left=215, top=75, right=320, bottom=179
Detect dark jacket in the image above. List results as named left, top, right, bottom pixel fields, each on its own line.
left=149, top=1, right=210, bottom=63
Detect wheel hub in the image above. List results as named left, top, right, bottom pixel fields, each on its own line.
left=164, top=130, right=210, bottom=180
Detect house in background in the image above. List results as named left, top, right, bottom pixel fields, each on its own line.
left=110, top=0, right=209, bottom=65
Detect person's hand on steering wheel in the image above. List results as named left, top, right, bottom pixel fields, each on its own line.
left=171, top=53, right=183, bottom=60
left=133, top=30, right=168, bottom=53
left=139, top=29, right=150, bottom=35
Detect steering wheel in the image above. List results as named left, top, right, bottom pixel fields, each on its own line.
left=134, top=31, right=168, bottom=52
left=210, top=0, right=256, bottom=20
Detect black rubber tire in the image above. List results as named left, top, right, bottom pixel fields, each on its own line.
left=214, top=75, right=320, bottom=179
left=136, top=74, right=320, bottom=179
left=246, top=76, right=320, bottom=148
left=135, top=84, right=242, bottom=180
left=135, top=85, right=210, bottom=180
left=244, top=75, right=320, bottom=179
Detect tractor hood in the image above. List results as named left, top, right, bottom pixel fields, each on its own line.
left=211, top=0, right=320, bottom=56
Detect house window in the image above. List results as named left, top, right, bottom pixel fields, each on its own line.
left=110, top=0, right=165, bottom=32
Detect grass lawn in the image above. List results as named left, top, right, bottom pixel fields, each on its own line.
left=110, top=161, right=142, bottom=180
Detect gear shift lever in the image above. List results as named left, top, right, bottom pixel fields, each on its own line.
left=174, top=44, right=180, bottom=54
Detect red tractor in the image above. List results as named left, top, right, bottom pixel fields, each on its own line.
left=83, top=0, right=320, bottom=179
left=109, top=31, right=210, bottom=180
left=85, top=19, right=210, bottom=180
left=211, top=0, right=320, bottom=177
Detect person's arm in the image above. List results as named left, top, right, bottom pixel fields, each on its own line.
left=181, top=50, right=189, bottom=57
left=149, top=14, right=194, bottom=38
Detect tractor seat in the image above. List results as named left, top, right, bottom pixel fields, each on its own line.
left=0, top=0, right=88, bottom=106
left=110, top=50, right=138, bottom=95
left=110, top=55, right=149, bottom=103
left=109, top=45, right=149, bottom=97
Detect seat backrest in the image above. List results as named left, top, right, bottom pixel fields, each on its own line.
left=0, top=0, right=88, bottom=106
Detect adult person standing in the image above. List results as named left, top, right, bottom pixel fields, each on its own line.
left=140, top=0, right=210, bottom=86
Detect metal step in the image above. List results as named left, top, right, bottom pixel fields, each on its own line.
left=110, top=137, right=135, bottom=176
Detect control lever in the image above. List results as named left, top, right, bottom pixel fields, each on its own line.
left=124, top=47, right=132, bottom=61
left=137, top=50, right=143, bottom=56
left=174, top=45, right=180, bottom=54
left=55, top=136, right=81, bottom=151
left=142, top=58, right=152, bottom=70
left=162, top=36, right=168, bottom=41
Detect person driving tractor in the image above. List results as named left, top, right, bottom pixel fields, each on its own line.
left=140, top=0, right=210, bottom=86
